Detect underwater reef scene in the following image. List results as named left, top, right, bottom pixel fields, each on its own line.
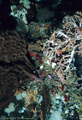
left=0, top=0, right=82, bottom=120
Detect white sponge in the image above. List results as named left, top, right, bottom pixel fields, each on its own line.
left=4, top=102, right=15, bottom=114
left=49, top=111, right=62, bottom=120
left=16, top=91, right=27, bottom=100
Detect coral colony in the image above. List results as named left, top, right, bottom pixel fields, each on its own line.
left=42, top=12, right=82, bottom=82
left=0, top=0, right=82, bottom=120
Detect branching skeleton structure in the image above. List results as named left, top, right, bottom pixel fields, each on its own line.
left=42, top=12, right=82, bottom=82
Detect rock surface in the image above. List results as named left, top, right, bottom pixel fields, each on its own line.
left=0, top=30, right=38, bottom=108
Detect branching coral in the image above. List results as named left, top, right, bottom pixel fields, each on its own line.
left=42, top=12, right=82, bottom=82
left=40, top=12, right=82, bottom=120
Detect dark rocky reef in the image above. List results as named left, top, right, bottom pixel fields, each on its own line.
left=0, top=30, right=38, bottom=109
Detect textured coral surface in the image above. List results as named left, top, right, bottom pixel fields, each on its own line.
left=0, top=30, right=38, bottom=108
